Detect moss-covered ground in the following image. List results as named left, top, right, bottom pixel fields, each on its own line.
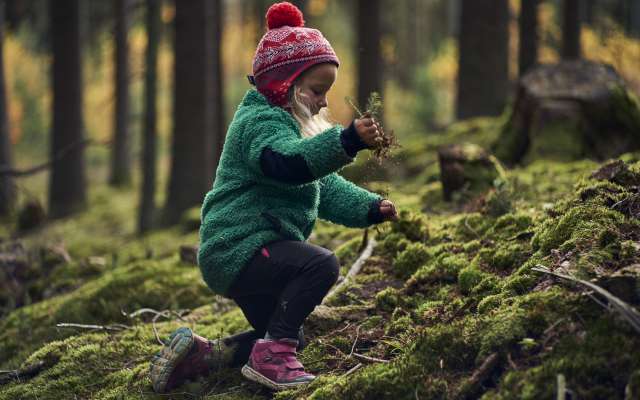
left=1, top=118, right=640, bottom=399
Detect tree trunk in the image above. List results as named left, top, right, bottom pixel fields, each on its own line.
left=138, top=0, right=160, bottom=234
left=562, top=0, right=581, bottom=60
left=49, top=0, right=86, bottom=218
left=212, top=0, right=224, bottom=172
left=164, top=0, right=216, bottom=225
left=356, top=0, right=382, bottom=114
left=456, top=0, right=510, bottom=119
left=395, top=0, right=418, bottom=88
left=0, top=0, right=15, bottom=217
left=519, top=0, right=539, bottom=77
left=630, top=0, right=640, bottom=38
left=110, top=0, right=132, bottom=186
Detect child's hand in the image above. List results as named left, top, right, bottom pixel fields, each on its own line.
left=380, top=199, right=398, bottom=221
left=354, top=117, right=381, bottom=148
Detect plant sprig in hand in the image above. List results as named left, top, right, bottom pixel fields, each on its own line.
left=346, top=92, right=399, bottom=164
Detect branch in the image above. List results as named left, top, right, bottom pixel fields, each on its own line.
left=0, top=360, right=52, bottom=385
left=0, top=138, right=110, bottom=177
left=56, top=323, right=130, bottom=332
left=352, top=353, right=389, bottom=364
left=323, top=236, right=377, bottom=304
left=532, top=264, right=640, bottom=334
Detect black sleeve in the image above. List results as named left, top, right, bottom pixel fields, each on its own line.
left=339, top=120, right=369, bottom=158
left=367, top=198, right=385, bottom=224
left=259, top=122, right=368, bottom=184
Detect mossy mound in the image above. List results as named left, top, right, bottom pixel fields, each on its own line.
left=3, top=146, right=640, bottom=398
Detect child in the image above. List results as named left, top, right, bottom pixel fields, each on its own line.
left=150, top=1, right=398, bottom=393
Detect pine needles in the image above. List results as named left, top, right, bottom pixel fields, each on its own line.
left=346, top=92, right=400, bottom=164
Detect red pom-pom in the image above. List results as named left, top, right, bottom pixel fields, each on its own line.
left=266, top=2, right=305, bottom=30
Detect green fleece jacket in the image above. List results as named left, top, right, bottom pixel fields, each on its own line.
left=198, top=88, right=383, bottom=296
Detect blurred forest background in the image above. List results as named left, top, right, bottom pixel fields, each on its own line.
left=0, top=0, right=639, bottom=229
left=2, top=1, right=640, bottom=399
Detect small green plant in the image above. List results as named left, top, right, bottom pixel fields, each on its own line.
left=345, top=92, right=400, bottom=164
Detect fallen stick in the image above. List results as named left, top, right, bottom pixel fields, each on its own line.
left=56, top=323, right=130, bottom=332
left=532, top=264, right=640, bottom=334
left=352, top=353, right=389, bottom=364
left=323, top=236, right=377, bottom=304
left=343, top=363, right=363, bottom=377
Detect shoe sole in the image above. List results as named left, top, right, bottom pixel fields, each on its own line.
left=241, top=364, right=313, bottom=391
left=150, top=327, right=195, bottom=393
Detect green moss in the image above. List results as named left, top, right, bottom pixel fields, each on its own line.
left=482, top=313, right=640, bottom=400
left=477, top=293, right=506, bottom=314
left=393, top=242, right=431, bottom=279
left=378, top=232, right=410, bottom=259
left=334, top=236, right=363, bottom=269
left=375, top=287, right=400, bottom=312
left=532, top=205, right=625, bottom=254
left=407, top=253, right=467, bottom=288
left=458, top=265, right=486, bottom=295
left=0, top=303, right=258, bottom=400
left=389, top=209, right=429, bottom=242
left=0, top=257, right=214, bottom=369
left=475, top=242, right=529, bottom=273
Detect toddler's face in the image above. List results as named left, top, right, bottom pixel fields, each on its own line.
left=295, top=63, right=337, bottom=115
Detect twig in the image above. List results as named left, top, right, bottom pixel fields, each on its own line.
left=532, top=264, right=640, bottom=334
left=343, top=363, right=363, bottom=377
left=557, top=374, right=566, bottom=400
left=352, top=353, right=389, bottom=364
left=0, top=139, right=110, bottom=177
left=122, top=307, right=191, bottom=345
left=0, top=361, right=45, bottom=385
left=507, top=352, right=517, bottom=370
left=463, top=216, right=481, bottom=239
left=324, top=237, right=377, bottom=304
left=348, top=325, right=360, bottom=358
left=56, top=323, right=129, bottom=332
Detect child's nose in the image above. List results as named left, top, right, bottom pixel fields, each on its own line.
left=318, top=97, right=327, bottom=108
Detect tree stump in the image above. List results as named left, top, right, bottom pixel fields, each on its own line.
left=438, top=143, right=501, bottom=201
left=494, top=60, right=640, bottom=165
left=16, top=200, right=46, bottom=232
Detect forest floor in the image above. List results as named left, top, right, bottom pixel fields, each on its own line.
left=0, top=117, right=639, bottom=399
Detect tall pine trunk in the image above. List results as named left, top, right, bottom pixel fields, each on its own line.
left=138, top=0, right=160, bottom=234
left=455, top=0, right=509, bottom=119
left=0, top=0, right=14, bottom=217
left=356, top=0, right=382, bottom=113
left=49, top=0, right=86, bottom=218
left=212, top=0, right=224, bottom=173
left=562, top=0, right=581, bottom=59
left=519, top=0, right=539, bottom=76
left=110, top=0, right=132, bottom=186
left=164, top=0, right=217, bottom=225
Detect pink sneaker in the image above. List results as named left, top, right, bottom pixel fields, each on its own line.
left=241, top=338, right=316, bottom=390
left=150, top=327, right=233, bottom=393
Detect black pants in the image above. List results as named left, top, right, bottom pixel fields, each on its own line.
left=221, top=240, right=340, bottom=367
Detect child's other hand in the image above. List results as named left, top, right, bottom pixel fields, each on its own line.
left=380, top=199, right=398, bottom=221
left=354, top=117, right=381, bottom=148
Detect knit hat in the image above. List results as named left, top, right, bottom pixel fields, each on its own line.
left=250, top=2, right=340, bottom=107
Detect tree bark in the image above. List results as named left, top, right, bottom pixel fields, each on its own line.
left=49, top=0, right=86, bottom=218
left=110, top=0, right=132, bottom=186
left=356, top=0, right=382, bottom=114
left=630, top=0, right=640, bottom=38
left=212, top=0, right=224, bottom=174
left=519, top=0, right=539, bottom=77
left=138, top=0, right=160, bottom=234
left=561, top=0, right=581, bottom=60
left=0, top=0, right=15, bottom=216
left=456, top=0, right=510, bottom=119
left=164, top=0, right=217, bottom=225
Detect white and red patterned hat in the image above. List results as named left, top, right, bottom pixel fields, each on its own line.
left=250, top=2, right=340, bottom=107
